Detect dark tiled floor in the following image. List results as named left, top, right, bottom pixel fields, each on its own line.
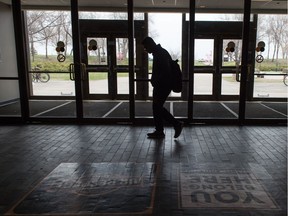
left=0, top=125, right=286, bottom=215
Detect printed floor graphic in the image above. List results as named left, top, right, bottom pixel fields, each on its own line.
left=8, top=163, right=158, bottom=215
left=6, top=163, right=282, bottom=215
left=180, top=168, right=279, bottom=209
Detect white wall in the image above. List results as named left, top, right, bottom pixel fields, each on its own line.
left=0, top=2, right=20, bottom=103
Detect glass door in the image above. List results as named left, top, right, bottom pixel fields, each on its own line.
left=194, top=38, right=215, bottom=100
left=78, top=14, right=143, bottom=120
left=193, top=37, right=242, bottom=101
left=220, top=39, right=242, bottom=100
left=192, top=20, right=245, bottom=120
left=82, top=36, right=132, bottom=100
left=83, top=36, right=110, bottom=99
left=21, top=1, right=77, bottom=119
left=244, top=13, right=287, bottom=122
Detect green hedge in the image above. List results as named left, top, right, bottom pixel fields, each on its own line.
left=31, top=55, right=288, bottom=74
left=256, top=59, right=288, bottom=72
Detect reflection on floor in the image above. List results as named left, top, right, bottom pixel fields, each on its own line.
left=11, top=163, right=157, bottom=215
left=0, top=100, right=287, bottom=119
left=0, top=125, right=286, bottom=215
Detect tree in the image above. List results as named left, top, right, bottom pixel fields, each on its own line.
left=51, top=12, right=72, bottom=56
left=37, top=12, right=61, bottom=58
left=26, top=11, right=45, bottom=61
left=258, top=15, right=288, bottom=62
left=267, top=15, right=287, bottom=62
left=26, top=11, right=73, bottom=61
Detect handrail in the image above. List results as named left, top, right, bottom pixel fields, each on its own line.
left=0, top=77, right=19, bottom=80
left=28, top=70, right=70, bottom=73
left=134, top=78, right=188, bottom=82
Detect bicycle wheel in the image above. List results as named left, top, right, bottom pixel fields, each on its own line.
left=284, top=75, right=288, bottom=86
left=39, top=73, right=50, bottom=83
left=31, top=73, right=36, bottom=82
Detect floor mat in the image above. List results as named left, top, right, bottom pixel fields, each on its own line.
left=35, top=101, right=76, bottom=117
left=262, top=102, right=287, bottom=116
left=135, top=101, right=170, bottom=117
left=30, top=100, right=71, bottom=116
left=106, top=102, right=129, bottom=118
left=173, top=102, right=188, bottom=117
left=224, top=102, right=286, bottom=118
left=108, top=102, right=170, bottom=118
left=193, top=102, right=236, bottom=118
left=83, top=101, right=122, bottom=118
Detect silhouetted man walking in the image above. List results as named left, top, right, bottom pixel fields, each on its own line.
left=142, top=37, right=183, bottom=139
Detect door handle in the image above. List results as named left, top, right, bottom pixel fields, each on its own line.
left=69, top=63, right=87, bottom=81
left=236, top=63, right=241, bottom=82
left=69, top=63, right=75, bottom=81
left=236, top=64, right=251, bottom=82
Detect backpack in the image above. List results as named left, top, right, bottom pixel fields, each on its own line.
left=170, top=59, right=182, bottom=93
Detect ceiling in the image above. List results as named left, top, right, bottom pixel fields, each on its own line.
left=0, top=0, right=287, bottom=13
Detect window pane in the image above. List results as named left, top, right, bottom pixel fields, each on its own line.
left=221, top=74, right=240, bottom=95
left=89, top=72, right=108, bottom=94
left=194, top=74, right=213, bottom=95
left=117, top=72, right=129, bottom=94
left=116, top=38, right=136, bottom=66
left=195, top=39, right=214, bottom=66
left=253, top=14, right=288, bottom=99
left=31, top=73, right=75, bottom=96
left=253, top=75, right=287, bottom=98
left=87, top=38, right=107, bottom=65
left=195, top=13, right=244, bottom=21
left=222, top=40, right=242, bottom=67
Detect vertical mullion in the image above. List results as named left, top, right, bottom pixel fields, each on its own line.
left=71, top=0, right=83, bottom=120
left=188, top=1, right=195, bottom=123
left=12, top=0, right=29, bottom=122
left=128, top=0, right=135, bottom=122
left=239, top=0, right=252, bottom=125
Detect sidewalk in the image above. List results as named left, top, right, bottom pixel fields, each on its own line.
left=32, top=76, right=287, bottom=97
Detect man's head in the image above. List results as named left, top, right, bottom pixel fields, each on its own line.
left=142, top=37, right=156, bottom=54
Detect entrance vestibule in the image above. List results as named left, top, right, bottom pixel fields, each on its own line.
left=0, top=0, right=286, bottom=124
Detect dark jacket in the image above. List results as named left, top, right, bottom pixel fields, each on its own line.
left=151, top=44, right=172, bottom=89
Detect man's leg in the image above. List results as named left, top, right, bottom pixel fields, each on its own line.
left=149, top=88, right=183, bottom=138
left=152, top=88, right=167, bottom=132
left=154, top=88, right=184, bottom=138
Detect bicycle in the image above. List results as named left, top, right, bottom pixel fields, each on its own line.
left=31, top=66, right=50, bottom=83
left=283, top=74, right=288, bottom=86
left=31, top=72, right=50, bottom=83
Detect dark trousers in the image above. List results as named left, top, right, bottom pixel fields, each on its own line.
left=153, top=87, right=179, bottom=132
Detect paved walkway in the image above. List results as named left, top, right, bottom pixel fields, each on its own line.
left=32, top=76, right=288, bottom=98
left=0, top=125, right=286, bottom=215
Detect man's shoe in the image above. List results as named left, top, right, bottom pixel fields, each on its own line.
left=147, top=131, right=165, bottom=139
left=174, top=122, right=184, bottom=138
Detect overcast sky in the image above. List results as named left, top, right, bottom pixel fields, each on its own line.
left=149, top=13, right=215, bottom=60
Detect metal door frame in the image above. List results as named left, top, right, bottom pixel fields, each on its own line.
left=184, top=21, right=247, bottom=101
left=80, top=20, right=147, bottom=101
